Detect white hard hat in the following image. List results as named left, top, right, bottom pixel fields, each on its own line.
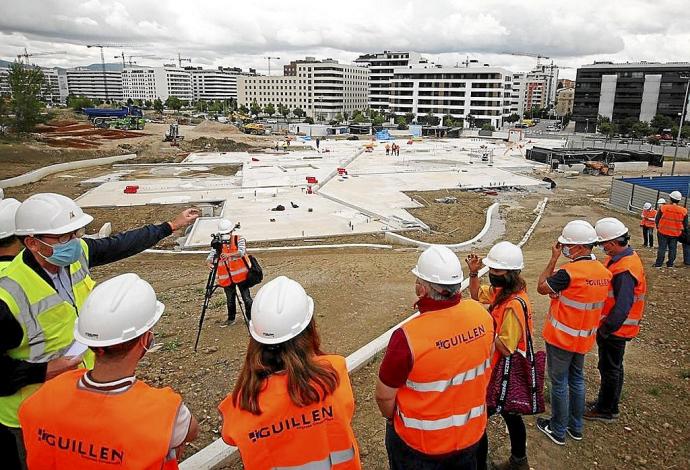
left=657, top=198, right=666, bottom=205
left=14, top=193, right=93, bottom=236
left=412, top=245, right=464, bottom=285
left=249, top=276, right=314, bottom=345
left=217, top=218, right=235, bottom=234
left=643, top=202, right=652, bottom=210
left=669, top=191, right=682, bottom=202
left=558, top=220, right=598, bottom=245
left=74, top=273, right=165, bottom=347
left=483, top=241, right=524, bottom=270
left=595, top=217, right=629, bottom=242
left=0, top=198, right=21, bottom=240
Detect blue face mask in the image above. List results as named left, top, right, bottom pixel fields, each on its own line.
left=39, top=238, right=83, bottom=267
left=561, top=245, right=572, bottom=258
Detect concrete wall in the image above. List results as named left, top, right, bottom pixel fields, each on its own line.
left=0, top=154, right=138, bottom=189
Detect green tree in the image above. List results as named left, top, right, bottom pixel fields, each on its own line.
left=279, top=103, right=290, bottom=119
left=630, top=121, right=651, bottom=139
left=396, top=116, right=408, bottom=130
left=194, top=100, right=208, bottom=113
left=239, top=104, right=249, bottom=114
left=304, top=116, right=314, bottom=124
left=425, top=113, right=440, bottom=126
left=263, top=103, right=276, bottom=116
left=66, top=94, right=95, bottom=111
left=293, top=107, right=305, bottom=118
left=404, top=112, right=415, bottom=124
left=334, top=112, right=343, bottom=124
left=618, top=117, right=638, bottom=136
left=8, top=63, right=46, bottom=132
left=343, top=111, right=350, bottom=122
left=250, top=100, right=261, bottom=116
left=443, top=114, right=455, bottom=127
left=650, top=114, right=675, bottom=133
left=372, top=114, right=385, bottom=126
left=126, top=98, right=134, bottom=106
left=352, top=112, right=366, bottom=124
left=506, top=113, right=520, bottom=123
left=165, top=96, right=182, bottom=112
left=598, top=120, right=618, bottom=138
left=481, top=123, right=495, bottom=132
left=144, top=99, right=152, bottom=109
left=153, top=98, right=164, bottom=114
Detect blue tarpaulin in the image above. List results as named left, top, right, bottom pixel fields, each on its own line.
left=376, top=129, right=393, bottom=141
left=620, top=176, right=690, bottom=197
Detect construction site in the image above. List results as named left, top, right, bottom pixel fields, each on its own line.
left=1, top=115, right=689, bottom=470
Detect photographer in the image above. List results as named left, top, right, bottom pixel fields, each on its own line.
left=207, top=219, right=253, bottom=325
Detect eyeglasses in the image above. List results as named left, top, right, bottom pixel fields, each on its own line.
left=39, top=228, right=86, bottom=244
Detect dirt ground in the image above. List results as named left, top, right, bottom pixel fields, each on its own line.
left=1, top=125, right=688, bottom=469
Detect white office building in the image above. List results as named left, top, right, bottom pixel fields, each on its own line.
left=65, top=68, right=123, bottom=102
left=238, top=58, right=368, bottom=120
left=354, top=51, right=427, bottom=112
left=389, top=65, right=513, bottom=129
left=0, top=66, right=68, bottom=104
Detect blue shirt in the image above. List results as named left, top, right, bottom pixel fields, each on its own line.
left=600, top=246, right=637, bottom=339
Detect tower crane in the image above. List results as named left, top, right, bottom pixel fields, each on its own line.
left=16, top=48, right=65, bottom=65
left=506, top=51, right=550, bottom=68
left=265, top=56, right=280, bottom=75
left=177, top=53, right=191, bottom=68
left=115, top=53, right=164, bottom=67
left=86, top=43, right=128, bottom=101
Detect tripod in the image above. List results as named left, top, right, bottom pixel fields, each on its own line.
left=194, top=234, right=249, bottom=352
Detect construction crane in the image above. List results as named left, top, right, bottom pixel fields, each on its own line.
left=115, top=53, right=164, bottom=67
left=459, top=55, right=479, bottom=68
left=507, top=52, right=550, bottom=68
left=87, top=43, right=127, bottom=101
left=16, top=48, right=65, bottom=65
left=177, top=53, right=191, bottom=68
left=265, top=56, right=280, bottom=75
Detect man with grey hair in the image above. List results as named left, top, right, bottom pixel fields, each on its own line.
left=375, top=245, right=494, bottom=469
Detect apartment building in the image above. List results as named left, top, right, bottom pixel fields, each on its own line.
left=389, top=65, right=513, bottom=129
left=65, top=67, right=123, bottom=102
left=0, top=66, right=68, bottom=104
left=238, top=58, right=368, bottom=120
left=189, top=66, right=252, bottom=101
left=121, top=65, right=192, bottom=102
left=354, top=51, right=428, bottom=112
left=510, top=65, right=560, bottom=117
left=555, top=87, right=574, bottom=116
left=573, top=61, right=690, bottom=132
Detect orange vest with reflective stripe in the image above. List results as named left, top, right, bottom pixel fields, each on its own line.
left=543, top=259, right=612, bottom=354
left=217, top=235, right=249, bottom=286
left=602, top=252, right=647, bottom=339
left=219, top=355, right=360, bottom=470
left=394, top=299, right=494, bottom=455
left=489, top=290, right=533, bottom=369
left=657, top=204, right=687, bottom=237
left=18, top=369, right=182, bottom=470
left=640, top=209, right=657, bottom=228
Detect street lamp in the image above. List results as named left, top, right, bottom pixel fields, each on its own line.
left=671, top=73, right=690, bottom=176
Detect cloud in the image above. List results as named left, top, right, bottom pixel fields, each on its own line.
left=0, top=0, right=688, bottom=80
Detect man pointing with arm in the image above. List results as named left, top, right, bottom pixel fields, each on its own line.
left=0, top=193, right=198, bottom=469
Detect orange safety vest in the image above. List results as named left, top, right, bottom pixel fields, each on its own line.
left=219, top=355, right=361, bottom=470
left=488, top=289, right=534, bottom=369
left=393, top=300, right=494, bottom=455
left=217, top=235, right=249, bottom=287
left=657, top=204, right=687, bottom=237
left=18, top=369, right=182, bottom=470
left=640, top=208, right=657, bottom=228
left=601, top=251, right=647, bottom=339
left=543, top=259, right=612, bottom=354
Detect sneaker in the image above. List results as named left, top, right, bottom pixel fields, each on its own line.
left=586, top=401, right=620, bottom=418
left=584, top=408, right=617, bottom=423
left=566, top=427, right=583, bottom=440
left=536, top=418, right=565, bottom=446
left=226, top=318, right=237, bottom=326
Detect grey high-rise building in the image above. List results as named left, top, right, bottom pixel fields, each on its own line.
left=572, top=61, right=690, bottom=132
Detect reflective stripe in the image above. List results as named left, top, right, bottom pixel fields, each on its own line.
left=230, top=267, right=248, bottom=276
left=71, top=265, right=90, bottom=285
left=272, top=447, right=356, bottom=470
left=606, top=291, right=645, bottom=302
left=397, top=404, right=485, bottom=432
left=405, top=358, right=491, bottom=393
left=0, top=279, right=68, bottom=362
left=622, top=318, right=640, bottom=326
left=558, top=295, right=605, bottom=311
left=549, top=316, right=597, bottom=338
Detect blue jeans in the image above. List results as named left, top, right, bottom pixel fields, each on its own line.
left=655, top=234, right=678, bottom=267
left=546, top=343, right=585, bottom=439
left=683, top=241, right=690, bottom=265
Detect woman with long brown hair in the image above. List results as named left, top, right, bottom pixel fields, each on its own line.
left=218, top=276, right=361, bottom=470
left=466, top=242, right=534, bottom=470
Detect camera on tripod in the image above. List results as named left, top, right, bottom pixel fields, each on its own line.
left=210, top=222, right=241, bottom=251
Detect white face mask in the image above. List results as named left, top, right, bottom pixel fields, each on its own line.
left=561, top=245, right=572, bottom=258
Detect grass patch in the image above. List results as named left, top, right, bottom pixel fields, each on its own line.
left=163, top=340, right=180, bottom=352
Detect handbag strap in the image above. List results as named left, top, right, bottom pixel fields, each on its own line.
left=514, top=296, right=540, bottom=414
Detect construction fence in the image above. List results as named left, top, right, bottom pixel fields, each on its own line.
left=609, top=175, right=690, bottom=212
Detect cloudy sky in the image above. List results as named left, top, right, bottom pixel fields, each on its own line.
left=1, top=0, right=688, bottom=79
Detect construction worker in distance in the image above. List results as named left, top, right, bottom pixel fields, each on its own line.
left=207, top=218, right=253, bottom=325
left=218, top=276, right=361, bottom=469
left=0, top=198, right=22, bottom=270
left=0, top=193, right=198, bottom=470
left=640, top=202, right=657, bottom=248
left=466, top=241, right=533, bottom=470
left=654, top=190, right=688, bottom=267
left=585, top=218, right=647, bottom=423
left=376, top=245, right=494, bottom=469
left=536, top=220, right=612, bottom=446
left=19, top=273, right=199, bottom=469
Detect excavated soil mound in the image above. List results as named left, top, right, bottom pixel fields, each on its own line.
left=191, top=120, right=242, bottom=135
